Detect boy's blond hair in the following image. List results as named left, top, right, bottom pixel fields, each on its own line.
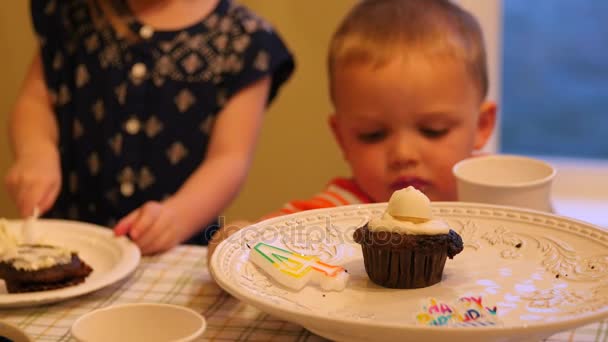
left=328, top=0, right=488, bottom=101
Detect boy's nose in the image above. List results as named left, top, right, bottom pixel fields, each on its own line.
left=388, top=135, right=419, bottom=170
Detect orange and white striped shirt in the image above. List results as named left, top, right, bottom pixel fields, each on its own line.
left=262, top=178, right=373, bottom=220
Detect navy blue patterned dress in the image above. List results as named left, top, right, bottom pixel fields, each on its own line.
left=31, top=0, right=295, bottom=244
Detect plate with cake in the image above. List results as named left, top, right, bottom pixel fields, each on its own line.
left=210, top=188, right=608, bottom=342
left=0, top=218, right=140, bottom=307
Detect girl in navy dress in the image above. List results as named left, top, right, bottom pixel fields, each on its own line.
left=5, top=0, right=294, bottom=254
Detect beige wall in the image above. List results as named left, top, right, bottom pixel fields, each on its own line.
left=0, top=2, right=355, bottom=220
left=0, top=2, right=36, bottom=218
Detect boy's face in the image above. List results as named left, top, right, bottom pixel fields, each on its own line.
left=330, top=56, right=496, bottom=202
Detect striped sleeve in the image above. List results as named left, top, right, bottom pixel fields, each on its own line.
left=260, top=178, right=372, bottom=220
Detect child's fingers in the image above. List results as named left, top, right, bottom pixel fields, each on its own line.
left=127, top=202, right=161, bottom=240
left=135, top=232, right=155, bottom=255
left=9, top=172, right=51, bottom=217
left=136, top=226, right=166, bottom=255
left=135, top=212, right=174, bottom=255
left=133, top=220, right=159, bottom=254
left=4, top=162, right=62, bottom=217
left=16, top=183, right=39, bottom=218
left=113, top=209, right=140, bottom=237
left=38, top=182, right=60, bottom=215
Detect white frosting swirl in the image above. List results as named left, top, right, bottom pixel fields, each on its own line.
left=0, top=218, right=72, bottom=270
left=368, top=187, right=450, bottom=235
left=386, top=186, right=432, bottom=221
left=368, top=214, right=449, bottom=235
left=0, top=219, right=18, bottom=259
left=9, top=245, right=73, bottom=271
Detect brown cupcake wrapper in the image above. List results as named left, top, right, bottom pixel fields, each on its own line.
left=360, top=245, right=448, bottom=289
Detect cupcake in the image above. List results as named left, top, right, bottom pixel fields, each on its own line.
left=0, top=221, right=93, bottom=293
left=353, top=187, right=463, bottom=289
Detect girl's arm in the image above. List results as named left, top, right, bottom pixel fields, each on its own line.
left=114, top=76, right=271, bottom=254
left=5, top=52, right=62, bottom=217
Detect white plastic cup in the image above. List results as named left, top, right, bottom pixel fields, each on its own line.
left=71, top=303, right=206, bottom=342
left=452, top=155, right=556, bottom=212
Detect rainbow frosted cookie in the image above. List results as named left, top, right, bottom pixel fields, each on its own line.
left=249, top=242, right=349, bottom=291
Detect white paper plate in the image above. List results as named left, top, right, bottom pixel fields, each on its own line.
left=0, top=219, right=140, bottom=308
left=210, top=202, right=608, bottom=342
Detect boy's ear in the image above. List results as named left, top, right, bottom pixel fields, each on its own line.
left=474, top=101, right=497, bottom=150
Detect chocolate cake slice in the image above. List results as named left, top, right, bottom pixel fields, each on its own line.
left=0, top=244, right=93, bottom=293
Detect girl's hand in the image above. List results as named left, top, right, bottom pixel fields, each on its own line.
left=5, top=150, right=61, bottom=217
left=113, top=200, right=188, bottom=255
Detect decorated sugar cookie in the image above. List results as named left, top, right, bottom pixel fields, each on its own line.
left=249, top=242, right=349, bottom=291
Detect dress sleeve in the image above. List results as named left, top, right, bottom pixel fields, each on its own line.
left=30, top=0, right=66, bottom=93
left=31, top=0, right=54, bottom=39
left=222, top=26, right=295, bottom=105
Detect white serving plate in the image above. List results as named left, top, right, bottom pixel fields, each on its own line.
left=210, top=202, right=608, bottom=342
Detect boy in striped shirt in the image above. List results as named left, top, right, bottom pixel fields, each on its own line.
left=209, top=0, right=496, bottom=258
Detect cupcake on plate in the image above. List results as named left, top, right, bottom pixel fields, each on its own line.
left=353, top=187, right=463, bottom=289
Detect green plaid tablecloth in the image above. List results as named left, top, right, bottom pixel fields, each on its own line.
left=0, top=246, right=605, bottom=341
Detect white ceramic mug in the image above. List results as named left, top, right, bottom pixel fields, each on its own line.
left=452, top=155, right=556, bottom=212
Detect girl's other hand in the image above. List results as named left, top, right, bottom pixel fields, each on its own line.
left=114, top=200, right=187, bottom=255
left=5, top=151, right=61, bottom=218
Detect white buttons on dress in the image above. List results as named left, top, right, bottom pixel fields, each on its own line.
left=120, top=182, right=135, bottom=197
left=139, top=25, right=154, bottom=39
left=131, top=63, right=147, bottom=79
left=125, top=118, right=141, bottom=135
